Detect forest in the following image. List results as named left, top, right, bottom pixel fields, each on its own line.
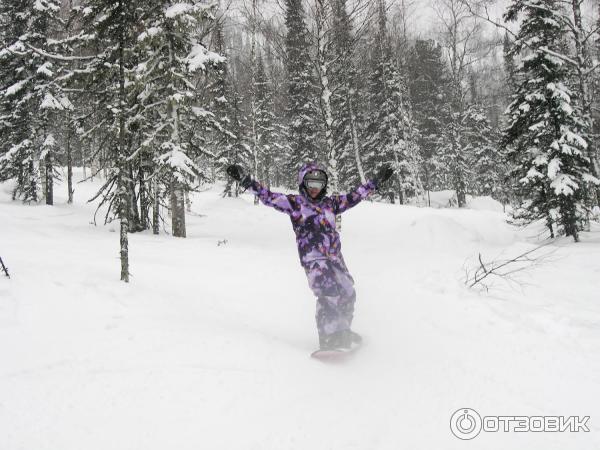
left=1, top=0, right=599, bottom=281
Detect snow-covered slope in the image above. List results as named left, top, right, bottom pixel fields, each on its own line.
left=1, top=170, right=599, bottom=450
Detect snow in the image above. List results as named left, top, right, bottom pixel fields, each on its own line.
left=165, top=3, right=189, bottom=17
left=559, top=102, right=574, bottom=116
left=158, top=145, right=198, bottom=179
left=40, top=92, right=64, bottom=110
left=0, top=140, right=31, bottom=162
left=36, top=61, right=54, bottom=77
left=1, top=170, right=600, bottom=450
left=42, top=134, right=56, bottom=148
left=529, top=120, right=546, bottom=132
left=138, top=27, right=162, bottom=42
left=518, top=102, right=531, bottom=113
left=59, top=96, right=74, bottom=111
left=524, top=166, right=545, bottom=181
left=582, top=173, right=600, bottom=185
left=186, top=44, right=225, bottom=72
left=5, top=79, right=28, bottom=97
left=191, top=106, right=215, bottom=118
left=418, top=190, right=504, bottom=212
left=550, top=174, right=579, bottom=196
left=33, top=0, right=59, bottom=12
left=547, top=157, right=561, bottom=179
left=561, top=129, right=587, bottom=149
left=467, top=195, right=505, bottom=212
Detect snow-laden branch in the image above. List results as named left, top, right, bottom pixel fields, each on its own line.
left=24, top=42, right=99, bottom=61
left=538, top=46, right=578, bottom=68
left=457, top=0, right=597, bottom=77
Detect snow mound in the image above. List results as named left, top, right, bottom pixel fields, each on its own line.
left=467, top=195, right=505, bottom=212
left=413, top=190, right=505, bottom=212
left=408, top=214, right=484, bottom=247
left=0, top=179, right=16, bottom=200
left=425, top=189, right=456, bottom=208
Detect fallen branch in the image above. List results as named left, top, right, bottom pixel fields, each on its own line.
left=464, top=242, right=558, bottom=291
left=0, top=256, right=10, bottom=278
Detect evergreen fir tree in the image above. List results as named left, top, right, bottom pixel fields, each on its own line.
left=362, top=0, right=421, bottom=204
left=134, top=0, right=225, bottom=237
left=75, top=0, right=150, bottom=280
left=0, top=0, right=68, bottom=203
left=208, top=20, right=239, bottom=197
left=463, top=105, right=503, bottom=198
left=284, top=0, right=320, bottom=183
left=407, top=40, right=451, bottom=194
left=503, top=32, right=518, bottom=93
left=503, top=0, right=599, bottom=241
left=254, top=52, right=278, bottom=187
left=330, top=0, right=362, bottom=191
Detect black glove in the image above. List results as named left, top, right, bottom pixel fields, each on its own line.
left=226, top=164, right=252, bottom=189
left=373, top=165, right=394, bottom=188
left=226, top=164, right=245, bottom=181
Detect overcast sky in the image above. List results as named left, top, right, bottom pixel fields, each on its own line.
left=402, top=0, right=508, bottom=39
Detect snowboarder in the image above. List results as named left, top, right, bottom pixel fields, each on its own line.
left=226, top=162, right=394, bottom=351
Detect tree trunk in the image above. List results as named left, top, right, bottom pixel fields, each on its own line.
left=128, top=164, right=140, bottom=232
left=67, top=125, right=73, bottom=204
left=45, top=152, right=53, bottom=206
left=166, top=36, right=189, bottom=229
left=152, top=177, right=160, bottom=235
left=82, top=141, right=87, bottom=180
left=315, top=0, right=338, bottom=193
left=571, top=0, right=600, bottom=207
left=456, top=178, right=466, bottom=207
left=250, top=0, right=259, bottom=206
left=171, top=179, right=186, bottom=238
left=139, top=166, right=148, bottom=230
left=347, top=87, right=366, bottom=184
left=30, top=159, right=38, bottom=203
left=118, top=0, right=129, bottom=282
left=185, top=191, right=191, bottom=213
left=315, top=0, right=341, bottom=229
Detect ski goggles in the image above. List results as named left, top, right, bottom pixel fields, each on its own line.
left=305, top=179, right=326, bottom=190
left=303, top=170, right=327, bottom=190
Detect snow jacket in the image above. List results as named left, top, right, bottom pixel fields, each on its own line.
left=247, top=163, right=377, bottom=269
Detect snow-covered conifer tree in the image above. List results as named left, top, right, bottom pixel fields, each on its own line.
left=329, top=0, right=363, bottom=191
left=75, top=0, right=148, bottom=280
left=284, top=0, right=320, bottom=181
left=407, top=39, right=451, bottom=195
left=503, top=0, right=599, bottom=241
left=134, top=0, right=225, bottom=238
left=0, top=0, right=70, bottom=204
left=362, top=0, right=421, bottom=204
left=254, top=52, right=279, bottom=187
left=208, top=21, right=239, bottom=198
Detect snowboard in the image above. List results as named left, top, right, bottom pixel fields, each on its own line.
left=310, top=342, right=361, bottom=360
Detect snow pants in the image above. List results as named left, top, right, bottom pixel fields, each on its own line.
left=304, top=259, right=357, bottom=338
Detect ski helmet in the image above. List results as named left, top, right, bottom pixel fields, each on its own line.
left=298, top=163, right=328, bottom=200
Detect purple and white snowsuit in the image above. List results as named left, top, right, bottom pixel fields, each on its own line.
left=247, top=163, right=377, bottom=339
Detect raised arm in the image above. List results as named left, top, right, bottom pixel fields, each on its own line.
left=226, top=164, right=294, bottom=215
left=246, top=179, right=295, bottom=215
left=331, top=166, right=394, bottom=215
left=331, top=180, right=377, bottom=215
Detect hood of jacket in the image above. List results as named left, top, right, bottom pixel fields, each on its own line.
left=298, top=162, right=328, bottom=202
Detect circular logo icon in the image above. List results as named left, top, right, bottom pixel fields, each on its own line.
left=450, top=408, right=482, bottom=440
